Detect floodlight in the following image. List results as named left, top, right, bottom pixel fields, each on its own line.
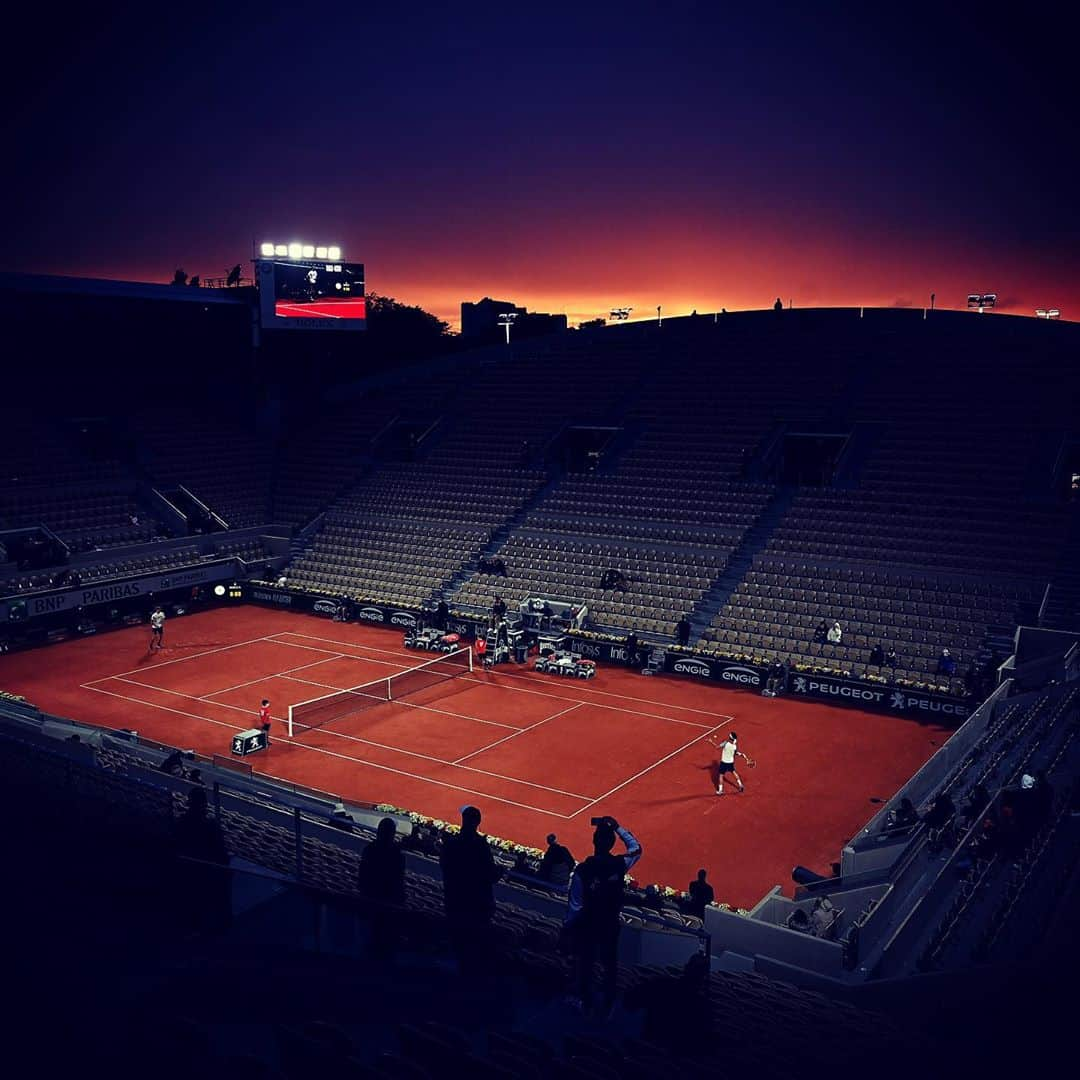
left=967, top=294, right=981, bottom=307
left=1035, top=308, right=1061, bottom=319
left=287, top=242, right=302, bottom=259
left=328, top=245, right=341, bottom=260
left=260, top=242, right=275, bottom=257
left=316, top=246, right=328, bottom=259
left=214, top=584, right=226, bottom=597
left=302, top=244, right=315, bottom=258
left=274, top=244, right=288, bottom=257
left=609, top=307, right=633, bottom=321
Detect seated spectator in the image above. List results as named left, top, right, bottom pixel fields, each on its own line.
left=538, top=833, right=576, bottom=887
left=328, top=801, right=354, bottom=832
left=641, top=884, right=664, bottom=912
left=571, top=604, right=589, bottom=630
left=885, top=648, right=899, bottom=669
left=814, top=619, right=830, bottom=643
left=887, top=797, right=919, bottom=830
left=763, top=657, right=787, bottom=696
left=675, top=614, right=692, bottom=647
left=826, top=621, right=842, bottom=644
left=869, top=643, right=885, bottom=666
left=492, top=595, right=507, bottom=623
left=937, top=648, right=957, bottom=677
left=922, top=791, right=956, bottom=831
left=686, top=869, right=714, bottom=918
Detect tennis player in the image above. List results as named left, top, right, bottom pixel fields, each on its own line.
left=711, top=732, right=753, bottom=795
left=257, top=698, right=272, bottom=744
left=149, top=605, right=166, bottom=651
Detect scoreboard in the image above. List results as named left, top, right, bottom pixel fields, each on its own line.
left=256, top=243, right=365, bottom=332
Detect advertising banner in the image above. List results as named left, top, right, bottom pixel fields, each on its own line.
left=3, top=562, right=236, bottom=623
left=787, top=671, right=970, bottom=718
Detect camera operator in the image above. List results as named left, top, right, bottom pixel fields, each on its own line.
left=562, top=815, right=641, bottom=1018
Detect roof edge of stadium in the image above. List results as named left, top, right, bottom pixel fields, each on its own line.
left=0, top=271, right=253, bottom=306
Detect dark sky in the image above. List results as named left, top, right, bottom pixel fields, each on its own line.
left=5, top=2, right=1077, bottom=326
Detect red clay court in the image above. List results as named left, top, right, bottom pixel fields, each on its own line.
left=0, top=606, right=949, bottom=907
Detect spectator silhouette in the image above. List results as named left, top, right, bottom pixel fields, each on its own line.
left=173, top=787, right=230, bottom=934
left=358, top=817, right=406, bottom=961
left=439, top=805, right=502, bottom=974
left=171, top=268, right=188, bottom=286
left=774, top=296, right=783, bottom=311
left=686, top=868, right=714, bottom=918
left=435, top=597, right=449, bottom=630
left=538, top=833, right=576, bottom=887
left=675, top=614, right=692, bottom=647
left=563, top=815, right=642, bottom=1018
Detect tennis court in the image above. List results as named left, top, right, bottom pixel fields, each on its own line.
left=0, top=606, right=948, bottom=906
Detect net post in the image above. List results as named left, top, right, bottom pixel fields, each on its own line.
left=287, top=706, right=294, bottom=739
left=467, top=646, right=474, bottom=672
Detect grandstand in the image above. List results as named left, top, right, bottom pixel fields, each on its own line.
left=2, top=294, right=1079, bottom=1075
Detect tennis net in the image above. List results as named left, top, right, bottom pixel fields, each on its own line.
left=286, top=646, right=473, bottom=737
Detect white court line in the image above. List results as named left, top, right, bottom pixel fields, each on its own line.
left=95, top=633, right=305, bottom=682
left=567, top=722, right=728, bottom=819
left=205, top=654, right=352, bottom=697
left=271, top=631, right=719, bottom=729
left=81, top=681, right=573, bottom=817
left=454, top=702, right=582, bottom=765
left=99, top=676, right=592, bottom=802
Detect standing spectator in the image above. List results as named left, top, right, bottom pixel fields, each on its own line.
left=869, top=643, right=885, bottom=666
left=675, top=614, right=692, bottom=647
left=826, top=621, right=842, bottom=644
left=773, top=297, right=783, bottom=311
left=436, top=597, right=449, bottom=630
left=625, top=630, right=639, bottom=669
left=539, top=833, right=576, bottom=887
left=440, top=805, right=502, bottom=974
left=358, top=817, right=406, bottom=905
left=686, top=869, right=714, bottom=918
left=173, top=787, right=230, bottom=935
left=564, top=816, right=641, bottom=1018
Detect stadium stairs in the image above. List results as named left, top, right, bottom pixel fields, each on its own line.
left=437, top=469, right=569, bottom=604
left=831, top=421, right=887, bottom=489
left=687, top=486, right=797, bottom=638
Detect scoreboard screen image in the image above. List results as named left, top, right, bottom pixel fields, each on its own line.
left=257, top=258, right=366, bottom=331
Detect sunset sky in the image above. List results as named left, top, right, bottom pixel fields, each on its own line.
left=4, top=4, right=1077, bottom=328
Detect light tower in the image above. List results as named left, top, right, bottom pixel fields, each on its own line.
left=609, top=307, right=633, bottom=322
left=967, top=293, right=997, bottom=314
left=497, top=311, right=519, bottom=345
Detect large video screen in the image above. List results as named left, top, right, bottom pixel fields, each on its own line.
left=257, top=259, right=366, bottom=331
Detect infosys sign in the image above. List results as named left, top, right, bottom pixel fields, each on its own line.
left=790, top=674, right=969, bottom=718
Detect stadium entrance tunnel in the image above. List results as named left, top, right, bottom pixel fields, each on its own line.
left=779, top=428, right=853, bottom=486
left=547, top=425, right=621, bottom=473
